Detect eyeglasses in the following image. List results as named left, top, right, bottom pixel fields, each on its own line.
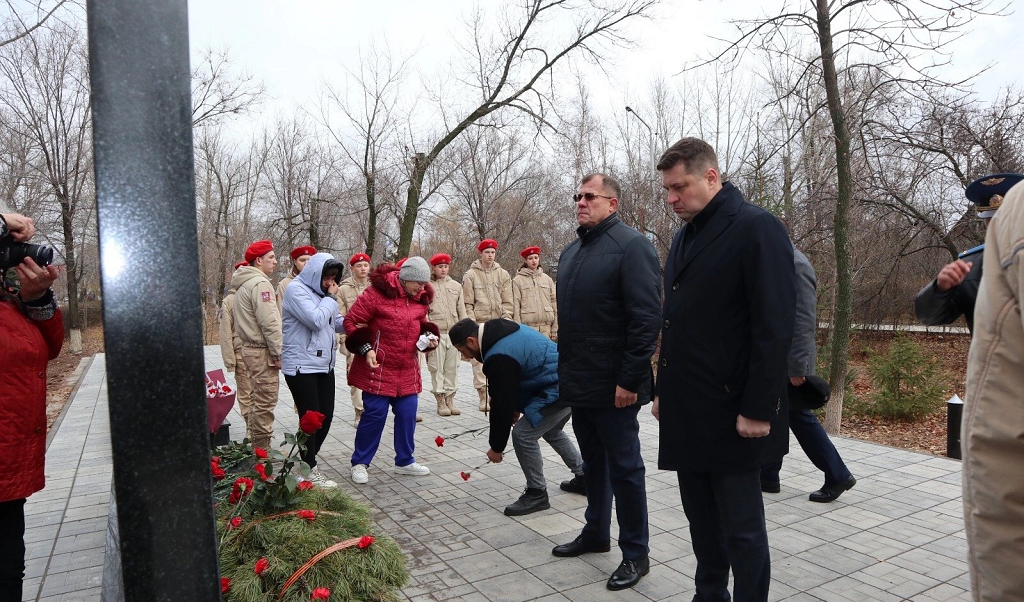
left=573, top=192, right=614, bottom=203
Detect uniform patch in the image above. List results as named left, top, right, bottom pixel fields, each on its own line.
left=261, top=291, right=272, bottom=302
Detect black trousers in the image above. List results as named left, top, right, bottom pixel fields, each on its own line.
left=0, top=498, right=26, bottom=602
left=283, top=370, right=336, bottom=468
left=678, top=469, right=770, bottom=602
left=571, top=405, right=649, bottom=560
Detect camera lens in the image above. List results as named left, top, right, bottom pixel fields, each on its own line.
left=0, top=241, right=54, bottom=270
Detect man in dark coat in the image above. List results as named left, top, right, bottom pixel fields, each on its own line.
left=553, top=172, right=662, bottom=591
left=653, top=138, right=795, bottom=602
left=915, top=173, right=1024, bottom=334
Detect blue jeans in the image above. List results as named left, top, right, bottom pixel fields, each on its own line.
left=351, top=392, right=418, bottom=467
left=761, top=409, right=852, bottom=486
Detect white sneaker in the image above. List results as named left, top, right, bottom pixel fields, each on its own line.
left=351, top=464, right=368, bottom=484
left=309, top=467, right=338, bottom=488
left=395, top=462, right=430, bottom=476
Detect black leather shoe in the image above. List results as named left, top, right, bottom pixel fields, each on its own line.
left=559, top=475, right=587, bottom=495
left=809, top=476, right=856, bottom=503
left=504, top=488, right=550, bottom=516
left=607, top=556, right=650, bottom=590
left=552, top=534, right=611, bottom=557
left=761, top=480, right=781, bottom=494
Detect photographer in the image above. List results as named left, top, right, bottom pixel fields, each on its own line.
left=0, top=211, right=63, bottom=601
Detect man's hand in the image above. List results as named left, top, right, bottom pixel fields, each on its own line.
left=651, top=396, right=660, bottom=421
left=326, top=280, right=340, bottom=296
left=365, top=349, right=379, bottom=369
left=512, top=411, right=521, bottom=424
left=736, top=415, right=770, bottom=438
left=789, top=376, right=807, bottom=386
left=486, top=448, right=503, bottom=463
left=935, top=259, right=972, bottom=292
left=614, top=385, right=638, bottom=408
left=272, top=358, right=282, bottom=370
left=15, top=257, right=59, bottom=302
left=2, top=213, right=36, bottom=242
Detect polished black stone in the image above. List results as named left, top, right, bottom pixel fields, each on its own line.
left=87, top=1, right=221, bottom=599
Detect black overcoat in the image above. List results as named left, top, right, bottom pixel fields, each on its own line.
left=656, top=182, right=796, bottom=473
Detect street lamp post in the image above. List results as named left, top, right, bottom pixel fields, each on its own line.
left=625, top=105, right=657, bottom=175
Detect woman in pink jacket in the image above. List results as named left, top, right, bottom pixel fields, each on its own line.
left=344, top=257, right=439, bottom=484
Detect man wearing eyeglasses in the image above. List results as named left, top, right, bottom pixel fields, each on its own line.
left=551, top=173, right=661, bottom=591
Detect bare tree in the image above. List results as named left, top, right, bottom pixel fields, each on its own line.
left=395, top=0, right=656, bottom=256
left=0, top=20, right=92, bottom=352
left=191, top=46, right=264, bottom=128
left=0, top=0, right=70, bottom=48
left=703, top=0, right=1001, bottom=433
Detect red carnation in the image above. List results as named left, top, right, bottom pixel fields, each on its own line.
left=460, top=471, right=471, bottom=481
left=297, top=510, right=316, bottom=522
left=228, top=516, right=242, bottom=530
left=297, top=480, right=315, bottom=491
left=254, top=556, right=269, bottom=575
left=311, top=588, right=331, bottom=600
left=299, top=410, right=326, bottom=435
left=254, top=447, right=268, bottom=459
left=254, top=463, right=272, bottom=481
left=221, top=384, right=232, bottom=394
left=229, top=477, right=255, bottom=504
left=434, top=435, right=445, bottom=447
left=212, top=456, right=221, bottom=465
left=221, top=577, right=231, bottom=594
left=357, top=535, right=375, bottom=550
left=211, top=463, right=226, bottom=481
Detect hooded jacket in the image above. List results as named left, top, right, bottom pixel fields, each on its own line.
left=281, top=253, right=345, bottom=376
left=231, top=265, right=283, bottom=359
left=344, top=264, right=440, bottom=397
left=512, top=266, right=557, bottom=336
left=462, top=259, right=512, bottom=322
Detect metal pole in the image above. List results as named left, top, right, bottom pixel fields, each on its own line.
left=86, top=1, right=221, bottom=600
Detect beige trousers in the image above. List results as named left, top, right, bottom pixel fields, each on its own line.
left=471, top=358, right=487, bottom=392
left=233, top=350, right=253, bottom=425
left=426, top=334, right=459, bottom=395
left=240, top=347, right=279, bottom=450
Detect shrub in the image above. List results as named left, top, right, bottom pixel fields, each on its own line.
left=863, top=334, right=944, bottom=420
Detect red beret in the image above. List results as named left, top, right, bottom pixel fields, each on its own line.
left=233, top=260, right=248, bottom=270
left=520, top=246, right=541, bottom=259
left=290, top=245, right=316, bottom=260
left=430, top=253, right=452, bottom=266
left=244, top=240, right=273, bottom=263
left=349, top=253, right=370, bottom=266
left=477, top=239, right=498, bottom=252
left=396, top=257, right=408, bottom=268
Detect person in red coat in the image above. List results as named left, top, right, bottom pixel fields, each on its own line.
left=0, top=212, right=64, bottom=601
left=344, top=257, right=439, bottom=484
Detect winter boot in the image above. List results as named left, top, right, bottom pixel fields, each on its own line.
left=445, top=393, right=461, bottom=415
left=477, top=388, right=489, bottom=412
left=436, top=393, right=452, bottom=417
left=504, top=488, right=550, bottom=516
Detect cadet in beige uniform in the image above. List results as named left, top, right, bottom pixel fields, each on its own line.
left=338, top=253, right=372, bottom=423
left=276, top=245, right=315, bottom=314
left=220, top=260, right=253, bottom=423
left=462, top=238, right=512, bottom=411
left=512, top=246, right=558, bottom=340
left=426, top=253, right=467, bottom=416
left=232, top=240, right=283, bottom=450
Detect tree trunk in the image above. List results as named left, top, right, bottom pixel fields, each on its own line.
left=59, top=194, right=82, bottom=353
left=816, top=0, right=853, bottom=435
left=365, top=173, right=376, bottom=257
left=399, top=155, right=426, bottom=257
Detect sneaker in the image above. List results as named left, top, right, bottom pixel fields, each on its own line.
left=309, top=467, right=338, bottom=488
left=351, top=464, right=368, bottom=484
left=559, top=475, right=587, bottom=495
left=394, top=462, right=430, bottom=476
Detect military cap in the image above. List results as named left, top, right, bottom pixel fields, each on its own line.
left=966, top=173, right=1024, bottom=218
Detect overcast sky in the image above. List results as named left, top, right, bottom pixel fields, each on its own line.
left=187, top=0, right=1022, bottom=135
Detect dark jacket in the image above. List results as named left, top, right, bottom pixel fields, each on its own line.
left=556, top=213, right=662, bottom=407
left=656, top=182, right=795, bottom=473
left=914, top=245, right=983, bottom=333
left=790, top=248, right=817, bottom=378
left=479, top=319, right=560, bottom=453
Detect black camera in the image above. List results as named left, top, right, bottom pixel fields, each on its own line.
left=0, top=236, right=55, bottom=270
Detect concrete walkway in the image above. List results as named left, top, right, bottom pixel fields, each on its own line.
left=24, top=347, right=971, bottom=601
